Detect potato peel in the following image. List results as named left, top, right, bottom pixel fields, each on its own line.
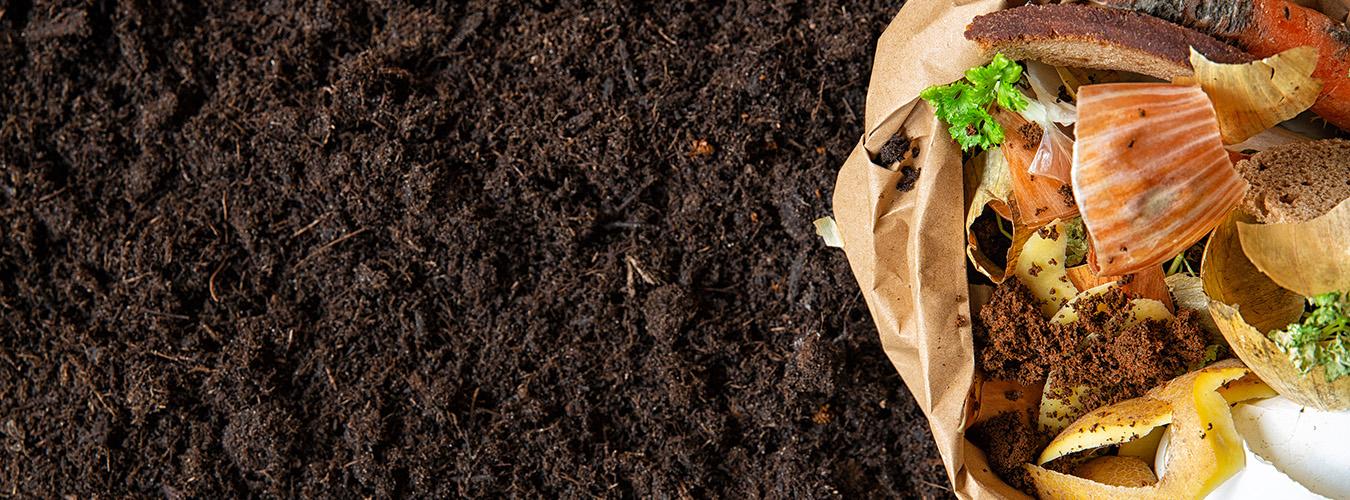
left=1183, top=47, right=1323, bottom=145
left=1237, top=198, right=1350, bottom=297
left=1036, top=387, right=1173, bottom=464
left=1073, top=455, right=1158, bottom=487
left=1211, top=301, right=1350, bottom=411
left=1029, top=361, right=1249, bottom=499
left=1039, top=293, right=1173, bottom=436
left=1038, top=371, right=1091, bottom=436
left=1015, top=219, right=1079, bottom=317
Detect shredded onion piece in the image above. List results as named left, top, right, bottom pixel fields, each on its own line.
left=1024, top=61, right=1078, bottom=125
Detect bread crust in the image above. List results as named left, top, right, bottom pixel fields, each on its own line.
left=1236, top=138, right=1350, bottom=223
left=965, top=4, right=1254, bottom=80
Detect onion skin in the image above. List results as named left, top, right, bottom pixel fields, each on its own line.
left=997, top=109, right=1079, bottom=227
left=1072, top=83, right=1247, bottom=276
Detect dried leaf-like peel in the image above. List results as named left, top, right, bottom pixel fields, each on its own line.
left=1185, top=47, right=1323, bottom=145
left=1237, top=198, right=1350, bottom=297
left=1015, top=220, right=1079, bottom=317
left=1029, top=361, right=1249, bottom=499
left=965, top=149, right=1032, bottom=283
left=1202, top=212, right=1306, bottom=332
left=1073, top=83, right=1248, bottom=276
left=1165, top=273, right=1220, bottom=337
left=998, top=110, right=1079, bottom=226
left=1226, top=125, right=1313, bottom=154
left=1025, top=61, right=1078, bottom=125
left=1211, top=301, right=1350, bottom=410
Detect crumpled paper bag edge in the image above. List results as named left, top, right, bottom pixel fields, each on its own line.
left=832, top=1, right=1028, bottom=499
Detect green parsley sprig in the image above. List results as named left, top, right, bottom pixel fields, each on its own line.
left=919, top=53, right=1030, bottom=152
left=1269, top=291, right=1350, bottom=381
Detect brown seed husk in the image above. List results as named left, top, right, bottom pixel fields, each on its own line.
left=1182, top=47, right=1323, bottom=145
left=1201, top=212, right=1305, bottom=332
left=1210, top=301, right=1350, bottom=411
left=1237, top=198, right=1350, bottom=297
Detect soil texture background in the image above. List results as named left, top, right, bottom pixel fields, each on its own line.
left=0, top=0, right=949, bottom=497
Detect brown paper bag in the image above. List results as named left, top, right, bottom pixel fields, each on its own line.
left=831, top=0, right=1028, bottom=498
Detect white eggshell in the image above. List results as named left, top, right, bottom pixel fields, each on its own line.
left=1154, top=396, right=1349, bottom=499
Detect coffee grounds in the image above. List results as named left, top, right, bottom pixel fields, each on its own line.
left=975, top=278, right=1210, bottom=414
left=972, top=279, right=1209, bottom=491
left=975, top=280, right=1059, bottom=385
left=966, top=410, right=1048, bottom=492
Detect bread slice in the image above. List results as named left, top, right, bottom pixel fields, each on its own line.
left=1235, top=139, right=1350, bottom=223
left=965, top=4, right=1254, bottom=81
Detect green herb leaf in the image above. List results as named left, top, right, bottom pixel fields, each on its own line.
left=920, top=53, right=1029, bottom=152
left=1269, top=291, right=1350, bottom=381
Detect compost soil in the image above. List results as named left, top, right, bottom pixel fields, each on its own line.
left=0, top=1, right=951, bottom=497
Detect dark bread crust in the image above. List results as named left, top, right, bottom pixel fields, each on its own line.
left=966, top=4, right=1254, bottom=80
left=1236, top=138, right=1350, bottom=223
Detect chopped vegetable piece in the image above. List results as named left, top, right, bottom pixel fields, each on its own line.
left=813, top=217, right=843, bottom=248
left=1062, top=218, right=1088, bottom=268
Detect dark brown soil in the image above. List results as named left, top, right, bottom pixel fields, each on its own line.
left=0, top=0, right=950, bottom=497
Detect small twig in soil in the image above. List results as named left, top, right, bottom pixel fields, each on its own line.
left=38, top=186, right=68, bottom=203
left=918, top=479, right=953, bottom=493
left=291, top=212, right=330, bottom=238
left=324, top=365, right=338, bottom=391
left=625, top=256, right=658, bottom=286
left=297, top=227, right=368, bottom=267
left=208, top=260, right=227, bottom=302
left=604, top=221, right=648, bottom=230
left=149, top=350, right=192, bottom=363
left=811, top=79, right=825, bottom=121
left=142, top=309, right=191, bottom=320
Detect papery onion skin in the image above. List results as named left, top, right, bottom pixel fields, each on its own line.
left=1028, top=119, right=1074, bottom=184
left=1072, top=83, right=1248, bottom=276
left=997, top=109, right=1079, bottom=226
